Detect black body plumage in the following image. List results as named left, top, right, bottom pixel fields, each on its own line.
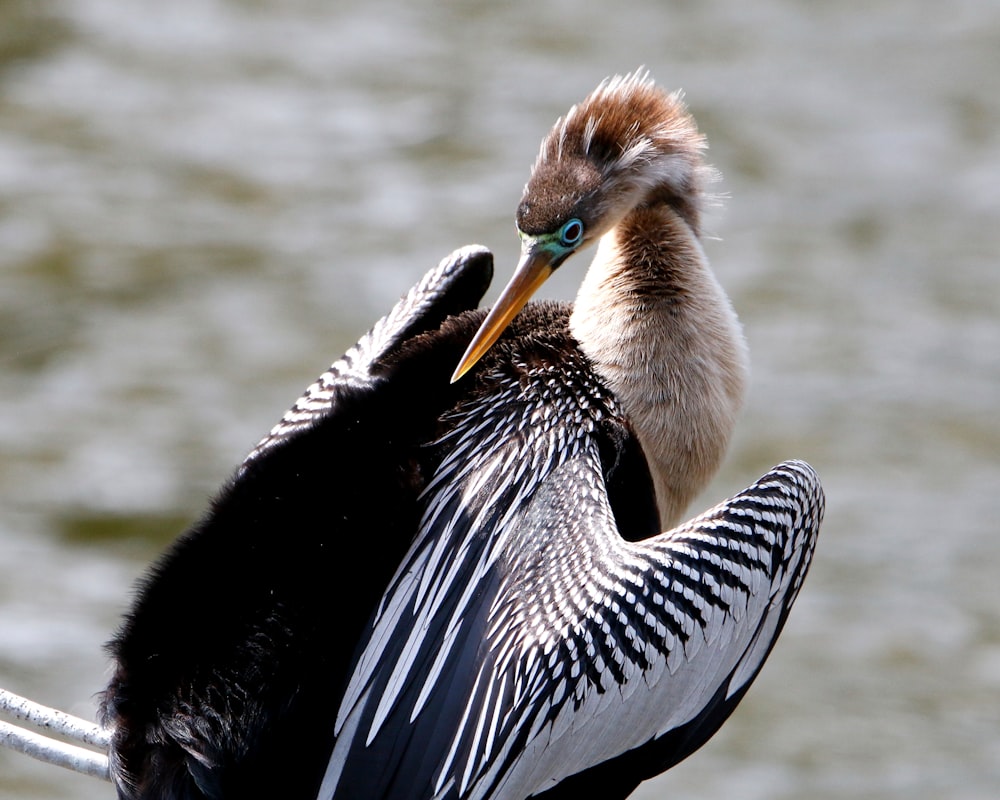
left=102, top=247, right=823, bottom=800
left=103, top=249, right=496, bottom=799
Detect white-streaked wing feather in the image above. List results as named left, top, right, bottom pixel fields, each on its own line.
left=242, top=244, right=492, bottom=466
left=476, top=458, right=822, bottom=799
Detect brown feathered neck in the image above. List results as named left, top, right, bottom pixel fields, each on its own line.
left=516, top=71, right=712, bottom=240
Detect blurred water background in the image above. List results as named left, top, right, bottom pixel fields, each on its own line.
left=2, top=1, right=999, bottom=798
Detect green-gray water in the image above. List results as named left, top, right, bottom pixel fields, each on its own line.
left=2, top=1, right=998, bottom=797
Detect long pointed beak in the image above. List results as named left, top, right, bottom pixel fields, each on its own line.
left=451, top=243, right=556, bottom=383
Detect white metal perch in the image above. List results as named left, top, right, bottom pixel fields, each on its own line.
left=0, top=686, right=111, bottom=781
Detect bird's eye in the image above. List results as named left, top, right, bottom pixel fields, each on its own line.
left=559, top=218, right=584, bottom=247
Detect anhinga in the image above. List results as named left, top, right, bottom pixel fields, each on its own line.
left=102, top=71, right=824, bottom=800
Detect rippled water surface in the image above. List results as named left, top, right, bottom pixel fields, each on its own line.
left=2, top=1, right=999, bottom=798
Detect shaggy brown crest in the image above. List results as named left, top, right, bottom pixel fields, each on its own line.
left=516, top=70, right=711, bottom=238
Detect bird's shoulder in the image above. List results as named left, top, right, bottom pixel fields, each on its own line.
left=414, top=300, right=661, bottom=542
left=419, top=301, right=628, bottom=453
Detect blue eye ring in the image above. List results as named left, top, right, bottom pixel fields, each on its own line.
left=559, top=218, right=584, bottom=248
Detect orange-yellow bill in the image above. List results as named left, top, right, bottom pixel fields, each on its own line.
left=450, top=246, right=556, bottom=383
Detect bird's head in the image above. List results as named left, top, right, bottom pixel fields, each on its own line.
left=453, top=70, right=710, bottom=382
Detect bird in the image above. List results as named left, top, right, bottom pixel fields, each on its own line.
left=101, top=71, right=824, bottom=800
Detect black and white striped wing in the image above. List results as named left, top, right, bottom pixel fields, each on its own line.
left=242, top=244, right=493, bottom=465
left=320, top=440, right=822, bottom=799
left=476, top=457, right=823, bottom=799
